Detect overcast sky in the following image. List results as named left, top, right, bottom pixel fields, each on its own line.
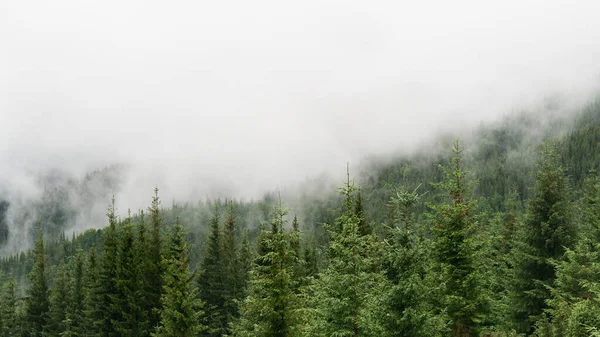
left=2, top=0, right=600, bottom=204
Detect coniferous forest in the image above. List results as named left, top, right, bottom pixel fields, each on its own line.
left=2, top=98, right=600, bottom=337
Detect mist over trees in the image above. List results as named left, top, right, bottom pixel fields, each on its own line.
left=1, top=97, right=600, bottom=336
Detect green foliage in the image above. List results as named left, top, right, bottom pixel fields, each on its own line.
left=198, top=204, right=227, bottom=336
left=153, top=218, right=204, bottom=337
left=0, top=273, right=18, bottom=336
left=384, top=185, right=446, bottom=336
left=232, top=203, right=300, bottom=337
left=301, top=175, right=390, bottom=337
left=427, top=139, right=485, bottom=336
left=47, top=261, right=70, bottom=336
left=510, top=143, right=576, bottom=334
left=25, top=224, right=50, bottom=337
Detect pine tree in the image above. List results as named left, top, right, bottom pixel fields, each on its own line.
left=0, top=274, right=17, bottom=337
left=145, top=188, right=165, bottom=333
left=47, top=261, right=70, bottom=336
left=153, top=218, right=204, bottom=337
left=385, top=185, right=444, bottom=336
left=301, top=172, right=390, bottom=337
left=82, top=247, right=99, bottom=336
left=540, top=172, right=600, bottom=336
left=428, top=139, right=483, bottom=336
left=198, top=204, right=227, bottom=336
left=222, top=201, right=241, bottom=324
left=95, top=198, right=119, bottom=337
left=134, top=209, right=152, bottom=337
left=232, top=202, right=300, bottom=337
left=510, top=143, right=576, bottom=334
left=25, top=224, right=50, bottom=337
left=67, top=248, right=85, bottom=337
left=354, top=188, right=372, bottom=236
left=112, top=214, right=145, bottom=337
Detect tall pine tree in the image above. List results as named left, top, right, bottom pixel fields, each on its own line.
left=154, top=218, right=204, bottom=337
left=510, top=143, right=576, bottom=334
left=428, top=139, right=484, bottom=336
left=25, top=224, right=50, bottom=337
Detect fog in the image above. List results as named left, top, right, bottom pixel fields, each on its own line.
left=2, top=0, right=600, bottom=249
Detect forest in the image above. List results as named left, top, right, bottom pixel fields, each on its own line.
left=1, top=97, right=600, bottom=337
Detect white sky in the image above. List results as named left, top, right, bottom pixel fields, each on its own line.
left=2, top=0, right=600, bottom=203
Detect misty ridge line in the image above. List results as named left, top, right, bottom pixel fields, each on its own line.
left=0, top=91, right=596, bottom=256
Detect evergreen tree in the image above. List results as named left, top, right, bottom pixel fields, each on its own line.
left=134, top=209, right=152, bottom=337
left=145, top=188, right=165, bottom=333
left=198, top=204, right=227, bottom=336
left=301, top=173, right=390, bottom=337
left=153, top=218, right=204, bottom=337
left=385, top=185, right=444, bottom=336
left=232, top=203, right=300, bottom=337
left=25, top=224, right=50, bottom=337
left=82, top=247, right=100, bottom=336
left=540, top=172, right=600, bottom=336
left=510, top=143, right=576, bottom=334
left=95, top=198, right=119, bottom=337
left=112, top=215, right=145, bottom=337
left=47, top=262, right=70, bottom=336
left=428, top=139, right=483, bottom=336
left=222, top=201, right=241, bottom=324
left=67, top=248, right=85, bottom=337
left=0, top=274, right=17, bottom=337
left=354, top=188, right=372, bottom=236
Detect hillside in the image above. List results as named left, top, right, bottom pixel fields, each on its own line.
left=0, top=96, right=599, bottom=336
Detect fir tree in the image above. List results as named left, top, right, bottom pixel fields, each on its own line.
left=428, top=139, right=483, bottom=336
left=301, top=173, right=390, bottom=337
left=145, top=188, right=165, bottom=333
left=232, top=202, right=300, bottom=337
left=95, top=198, right=119, bottom=337
left=0, top=274, right=17, bottom=337
left=67, top=248, right=85, bottom=337
left=222, top=201, right=241, bottom=324
left=511, top=143, right=576, bottom=334
left=540, top=172, right=600, bottom=336
left=47, top=262, right=70, bottom=336
left=82, top=246, right=99, bottom=336
left=112, top=215, right=145, bottom=337
left=385, top=185, right=444, bottom=336
left=25, top=224, right=50, bottom=337
left=198, top=204, right=227, bottom=336
left=153, top=218, right=204, bottom=337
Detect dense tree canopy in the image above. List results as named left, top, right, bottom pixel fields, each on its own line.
left=2, top=99, right=600, bottom=336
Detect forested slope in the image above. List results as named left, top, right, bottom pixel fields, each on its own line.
left=1, top=96, right=600, bottom=336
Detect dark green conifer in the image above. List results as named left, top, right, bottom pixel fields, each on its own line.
left=25, top=224, right=50, bottom=337
left=153, top=218, right=204, bottom=337
left=428, top=139, right=483, bottom=336
left=510, top=143, right=576, bottom=334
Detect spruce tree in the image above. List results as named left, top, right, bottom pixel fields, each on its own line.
left=95, top=198, right=119, bottom=337
left=82, top=247, right=99, bottom=336
left=153, top=218, right=204, bottom=337
left=232, top=203, right=300, bottom=337
left=47, top=261, right=70, bottom=336
left=428, top=139, right=483, bottom=336
left=510, top=143, right=576, bottom=334
left=0, top=274, right=17, bottom=337
left=25, top=224, right=50, bottom=337
left=145, top=188, right=165, bottom=333
left=385, top=186, right=443, bottom=336
left=198, top=204, right=226, bottom=336
left=112, top=215, right=145, bottom=337
left=301, top=173, right=389, bottom=337
left=222, top=201, right=241, bottom=324
left=541, top=172, right=600, bottom=336
left=67, top=248, right=85, bottom=337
